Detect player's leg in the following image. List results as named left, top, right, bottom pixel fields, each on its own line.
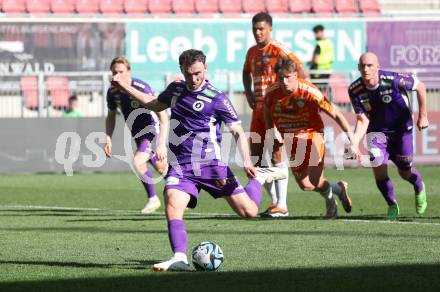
left=220, top=166, right=287, bottom=218
left=267, top=136, right=290, bottom=217
left=250, top=110, right=278, bottom=214
left=134, top=139, right=161, bottom=214
left=391, top=131, right=427, bottom=214
left=153, top=188, right=191, bottom=272
left=149, top=153, right=168, bottom=176
left=373, top=164, right=399, bottom=220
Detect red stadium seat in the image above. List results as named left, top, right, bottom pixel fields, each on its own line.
left=124, top=0, right=147, bottom=14
left=99, top=0, right=124, bottom=14
left=242, top=0, right=265, bottom=14
left=311, top=0, right=333, bottom=14
left=26, top=0, right=51, bottom=13
left=171, top=0, right=195, bottom=14
left=195, top=0, right=218, bottom=14
left=148, top=0, right=171, bottom=14
left=266, top=0, right=288, bottom=14
left=51, top=0, right=75, bottom=14
left=359, top=0, right=380, bottom=14
left=46, top=77, right=70, bottom=109
left=2, top=0, right=26, bottom=13
left=75, top=0, right=99, bottom=14
left=329, top=73, right=351, bottom=105
left=335, top=0, right=357, bottom=14
left=218, top=0, right=241, bottom=14
left=288, top=0, right=311, bottom=13
left=21, top=76, right=38, bottom=110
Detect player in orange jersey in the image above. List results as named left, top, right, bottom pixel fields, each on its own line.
left=265, top=58, right=359, bottom=219
left=243, top=12, right=308, bottom=217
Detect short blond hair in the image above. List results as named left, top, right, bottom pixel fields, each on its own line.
left=110, top=56, right=131, bottom=71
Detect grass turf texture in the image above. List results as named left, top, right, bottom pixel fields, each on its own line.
left=1, top=166, right=439, bottom=292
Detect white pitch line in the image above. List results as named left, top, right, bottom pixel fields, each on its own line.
left=1, top=205, right=439, bottom=226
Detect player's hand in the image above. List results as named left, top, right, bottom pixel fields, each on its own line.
left=104, top=137, right=112, bottom=158
left=344, top=144, right=360, bottom=161
left=417, top=115, right=429, bottom=131
left=111, top=74, right=129, bottom=90
left=155, top=143, right=167, bottom=161
left=243, top=160, right=257, bottom=178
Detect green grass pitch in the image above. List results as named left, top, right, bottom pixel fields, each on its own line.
left=1, top=166, right=439, bottom=292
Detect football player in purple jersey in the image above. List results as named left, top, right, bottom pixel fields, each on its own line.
left=105, top=56, right=169, bottom=214
left=111, top=49, right=285, bottom=271
left=348, top=52, right=429, bottom=220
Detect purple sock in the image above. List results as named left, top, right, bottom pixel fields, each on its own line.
left=141, top=169, right=156, bottom=199
left=168, top=219, right=187, bottom=254
left=403, top=168, right=423, bottom=193
left=244, top=179, right=263, bottom=207
left=376, top=177, right=397, bottom=205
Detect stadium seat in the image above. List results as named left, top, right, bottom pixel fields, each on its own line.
left=288, top=0, right=311, bottom=13
left=335, top=0, right=357, bottom=14
left=242, top=0, right=265, bottom=14
left=46, top=77, right=70, bottom=109
left=2, top=0, right=26, bottom=13
left=75, top=0, right=99, bottom=14
left=195, top=0, right=218, bottom=14
left=21, top=76, right=39, bottom=110
left=266, top=0, right=288, bottom=14
left=124, top=0, right=148, bottom=14
left=218, top=0, right=241, bottom=14
left=148, top=0, right=171, bottom=14
left=171, top=0, right=195, bottom=14
left=51, top=0, right=75, bottom=14
left=359, top=0, right=380, bottom=14
left=311, top=0, right=333, bottom=14
left=329, top=73, right=351, bottom=105
left=26, top=0, right=51, bottom=13
left=99, top=0, right=124, bottom=14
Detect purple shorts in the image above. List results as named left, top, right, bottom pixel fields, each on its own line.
left=367, top=131, right=413, bottom=169
left=164, top=162, right=245, bottom=208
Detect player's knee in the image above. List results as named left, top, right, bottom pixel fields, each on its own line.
left=298, top=182, right=314, bottom=192
left=239, top=208, right=258, bottom=218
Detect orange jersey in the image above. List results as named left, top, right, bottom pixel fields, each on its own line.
left=265, top=79, right=334, bottom=134
left=243, top=39, right=303, bottom=105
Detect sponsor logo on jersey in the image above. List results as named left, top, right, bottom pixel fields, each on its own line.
left=197, top=95, right=212, bottom=103
left=133, top=81, right=146, bottom=89
left=202, top=88, right=217, bottom=98
left=192, top=100, right=205, bottom=111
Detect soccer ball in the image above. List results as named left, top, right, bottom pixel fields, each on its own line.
left=191, top=241, right=224, bottom=271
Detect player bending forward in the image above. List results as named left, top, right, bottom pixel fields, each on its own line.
left=105, top=56, right=168, bottom=214
left=111, top=49, right=285, bottom=272
left=265, top=59, right=359, bottom=219
left=349, top=52, right=428, bottom=220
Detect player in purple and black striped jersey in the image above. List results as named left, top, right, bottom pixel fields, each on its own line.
left=111, top=49, right=286, bottom=272
left=105, top=56, right=169, bottom=215
left=348, top=52, right=429, bottom=220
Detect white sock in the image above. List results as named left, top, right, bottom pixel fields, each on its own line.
left=174, top=252, right=188, bottom=264
left=329, top=182, right=342, bottom=197
left=274, top=162, right=289, bottom=209
left=320, top=185, right=333, bottom=200
left=264, top=181, right=277, bottom=205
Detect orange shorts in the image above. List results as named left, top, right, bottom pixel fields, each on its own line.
left=283, top=132, right=325, bottom=174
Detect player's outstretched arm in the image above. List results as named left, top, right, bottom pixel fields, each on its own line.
left=415, top=80, right=429, bottom=131
left=156, top=110, right=169, bottom=161
left=229, top=123, right=257, bottom=178
left=323, top=106, right=360, bottom=158
left=104, top=110, right=116, bottom=158
left=111, top=75, right=168, bottom=112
